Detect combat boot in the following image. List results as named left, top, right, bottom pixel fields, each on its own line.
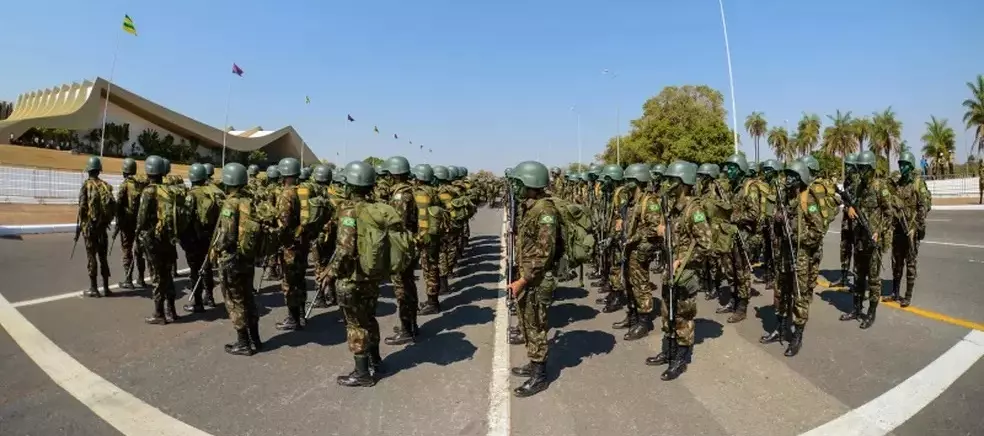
left=508, top=325, right=520, bottom=336
left=135, top=270, right=148, bottom=288
left=119, top=271, right=134, bottom=289
left=145, top=300, right=166, bottom=325
left=85, top=276, right=101, bottom=298
left=715, top=298, right=736, bottom=314
left=275, top=307, right=302, bottom=331
left=784, top=324, right=804, bottom=357
left=368, top=344, right=386, bottom=377
left=508, top=328, right=525, bottom=345
left=164, top=297, right=179, bottom=323
left=660, top=345, right=689, bottom=381
left=838, top=269, right=850, bottom=286
left=310, top=291, right=330, bottom=309
left=645, top=338, right=671, bottom=366
left=103, top=275, right=115, bottom=295
left=202, top=289, right=217, bottom=309
left=224, top=328, right=254, bottom=356
left=183, top=297, right=205, bottom=313
left=612, top=310, right=637, bottom=329
left=624, top=312, right=652, bottom=341
left=840, top=294, right=862, bottom=321
left=513, top=361, right=549, bottom=397
left=859, top=301, right=877, bottom=330
left=384, top=320, right=416, bottom=346
left=511, top=362, right=533, bottom=377
left=759, top=314, right=782, bottom=344
left=726, top=299, right=748, bottom=324
left=883, top=280, right=900, bottom=302
left=248, top=319, right=263, bottom=352
left=439, top=276, right=452, bottom=295
left=900, top=283, right=914, bottom=308
left=601, top=292, right=625, bottom=313
left=337, top=355, right=376, bottom=387
left=419, top=295, right=441, bottom=315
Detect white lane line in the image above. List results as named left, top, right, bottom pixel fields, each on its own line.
left=486, top=213, right=510, bottom=436
left=0, top=290, right=214, bottom=435
left=12, top=268, right=192, bottom=308
left=801, top=330, right=984, bottom=436
left=925, top=219, right=951, bottom=222
left=826, top=231, right=984, bottom=249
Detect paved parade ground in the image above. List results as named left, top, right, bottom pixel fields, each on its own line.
left=1, top=208, right=983, bottom=436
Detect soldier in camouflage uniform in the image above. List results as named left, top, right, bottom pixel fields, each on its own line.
left=182, top=163, right=224, bottom=313
left=838, top=153, right=860, bottom=285
left=614, top=163, right=657, bottom=340
left=595, top=164, right=627, bottom=311
left=137, top=156, right=179, bottom=324
left=840, top=151, right=895, bottom=330
left=311, top=164, right=339, bottom=308
left=244, top=164, right=261, bottom=198
left=115, top=157, right=147, bottom=289
left=413, top=164, right=445, bottom=316
left=716, top=154, right=753, bottom=323
left=649, top=164, right=668, bottom=274
left=798, top=155, right=841, bottom=295
left=695, top=163, right=731, bottom=302
left=383, top=156, right=421, bottom=345
left=449, top=166, right=473, bottom=255
left=330, top=161, right=386, bottom=387
left=273, top=158, right=307, bottom=331
left=759, top=161, right=827, bottom=357
left=507, top=161, right=560, bottom=397
left=373, top=164, right=392, bottom=201
left=435, top=165, right=461, bottom=289
left=549, top=167, right=565, bottom=199
left=261, top=165, right=284, bottom=281
left=759, top=160, right=783, bottom=289
left=78, top=156, right=116, bottom=297
left=211, top=163, right=262, bottom=356
left=884, top=151, right=932, bottom=307
left=643, top=161, right=712, bottom=381
left=203, top=163, right=220, bottom=188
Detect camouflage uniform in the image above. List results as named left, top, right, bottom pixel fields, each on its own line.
left=136, top=180, right=177, bottom=322
left=438, top=183, right=463, bottom=277
left=840, top=172, right=860, bottom=280
left=624, top=193, right=661, bottom=317
left=550, top=176, right=566, bottom=199
left=516, top=197, right=560, bottom=363
left=734, top=177, right=771, bottom=281
left=374, top=176, right=392, bottom=202
left=774, top=188, right=827, bottom=328
left=276, top=182, right=308, bottom=316
left=602, top=185, right=631, bottom=292
left=415, top=183, right=443, bottom=305
left=889, top=174, right=931, bottom=304
left=212, top=193, right=261, bottom=350
left=658, top=196, right=712, bottom=348
left=181, top=183, right=223, bottom=309
left=718, top=177, right=753, bottom=319
left=848, top=175, right=895, bottom=327
left=388, top=181, right=420, bottom=329
left=116, top=174, right=147, bottom=287
left=79, top=176, right=115, bottom=291
left=805, top=176, right=840, bottom=291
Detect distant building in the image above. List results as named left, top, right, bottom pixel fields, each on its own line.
left=0, top=77, right=317, bottom=163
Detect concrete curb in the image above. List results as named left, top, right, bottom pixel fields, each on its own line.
left=0, top=222, right=117, bottom=236
left=932, top=205, right=984, bottom=211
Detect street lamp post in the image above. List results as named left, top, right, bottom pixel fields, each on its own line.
left=718, top=0, right=739, bottom=153
left=602, top=69, right=620, bottom=165
left=571, top=105, right=582, bottom=169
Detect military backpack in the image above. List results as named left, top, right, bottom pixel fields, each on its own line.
left=349, top=202, right=416, bottom=281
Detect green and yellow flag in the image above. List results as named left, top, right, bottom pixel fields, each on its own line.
left=305, top=96, right=311, bottom=104
left=122, top=15, right=137, bottom=36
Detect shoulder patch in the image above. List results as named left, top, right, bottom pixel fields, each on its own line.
left=648, top=203, right=660, bottom=212
left=808, top=204, right=818, bottom=213
left=881, top=188, right=889, bottom=197
left=393, top=193, right=402, bottom=201
left=692, top=211, right=706, bottom=223
left=540, top=215, right=555, bottom=225
left=221, top=208, right=234, bottom=217
left=341, top=216, right=357, bottom=227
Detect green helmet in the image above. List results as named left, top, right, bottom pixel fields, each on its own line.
left=665, top=160, right=698, bottom=186
left=162, top=158, right=171, bottom=175
left=222, top=163, right=248, bottom=187
left=278, top=157, right=301, bottom=177
left=724, top=154, right=749, bottom=173
left=386, top=156, right=411, bottom=175
left=188, top=163, right=208, bottom=183
left=579, top=171, right=591, bottom=181
left=587, top=163, right=602, bottom=176
left=697, top=163, right=720, bottom=179
left=266, top=165, right=281, bottom=180
left=845, top=152, right=858, bottom=167
left=299, top=167, right=312, bottom=181
left=550, top=166, right=562, bottom=176
left=447, top=166, right=460, bottom=180
left=748, top=161, right=761, bottom=175
left=624, top=163, right=652, bottom=183
left=313, top=164, right=332, bottom=183
left=898, top=151, right=916, bottom=168
left=513, top=161, right=550, bottom=189
left=247, top=164, right=260, bottom=176
left=762, top=159, right=783, bottom=173
left=332, top=172, right=345, bottom=184
left=375, top=164, right=390, bottom=176
left=600, top=164, right=624, bottom=181
left=651, top=163, right=667, bottom=176
left=857, top=150, right=877, bottom=168
left=784, top=160, right=813, bottom=186
left=504, top=167, right=513, bottom=178
left=565, top=172, right=576, bottom=181
left=413, top=164, right=435, bottom=182
left=204, top=163, right=216, bottom=178
left=121, top=157, right=136, bottom=175
left=342, top=161, right=376, bottom=187
left=85, top=156, right=103, bottom=172
left=433, top=165, right=450, bottom=181
left=461, top=167, right=469, bottom=177
left=800, top=155, right=820, bottom=175
left=145, top=155, right=165, bottom=176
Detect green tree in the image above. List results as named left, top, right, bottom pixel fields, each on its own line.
left=870, top=107, right=903, bottom=162
left=319, top=159, right=337, bottom=170
left=767, top=126, right=792, bottom=161
left=811, top=151, right=843, bottom=179
left=248, top=150, right=269, bottom=165
left=821, top=110, right=857, bottom=177
left=364, top=156, right=384, bottom=167
left=962, top=74, right=984, bottom=154
left=796, top=113, right=822, bottom=155
left=597, top=85, right=734, bottom=165
left=744, top=111, right=768, bottom=163
left=136, top=128, right=161, bottom=156
left=851, top=116, right=872, bottom=154
left=567, top=162, right=589, bottom=173
left=921, top=116, right=956, bottom=171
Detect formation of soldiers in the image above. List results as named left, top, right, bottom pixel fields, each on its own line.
left=502, top=149, right=931, bottom=390
left=76, top=154, right=489, bottom=388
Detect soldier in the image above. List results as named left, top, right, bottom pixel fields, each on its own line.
left=245, top=164, right=261, bottom=197
left=137, top=156, right=179, bottom=324
left=650, top=164, right=668, bottom=274
left=597, top=164, right=630, bottom=313
left=798, top=155, right=841, bottom=295
left=434, top=165, right=460, bottom=290
left=840, top=151, right=894, bottom=329
left=330, top=161, right=385, bottom=387
left=374, top=164, right=392, bottom=201
left=77, top=156, right=116, bottom=297
left=384, top=156, right=421, bottom=344
left=203, top=163, right=220, bottom=188
left=311, top=164, right=338, bottom=308
left=717, top=154, right=753, bottom=323
left=162, top=158, right=184, bottom=279
left=181, top=163, right=222, bottom=313
left=211, top=163, right=262, bottom=356
left=299, top=167, right=312, bottom=183
left=643, top=161, right=712, bottom=381
left=449, top=166, right=474, bottom=255
left=758, top=161, right=826, bottom=356
left=615, top=163, right=657, bottom=340
left=273, top=157, right=307, bottom=331
left=695, top=163, right=730, bottom=302
left=884, top=151, right=931, bottom=307
left=261, top=165, right=284, bottom=281
left=838, top=153, right=859, bottom=285
left=115, top=157, right=147, bottom=289
left=759, top=160, right=783, bottom=288
left=549, top=166, right=565, bottom=199
left=507, top=161, right=560, bottom=397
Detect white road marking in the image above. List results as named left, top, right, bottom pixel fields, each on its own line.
left=925, top=219, right=951, bottom=222
left=801, top=330, right=984, bottom=436
left=826, top=231, right=984, bottom=249
left=12, top=268, right=192, bottom=308
left=0, top=289, right=214, bottom=436
left=486, top=214, right=510, bottom=436
left=969, top=259, right=984, bottom=264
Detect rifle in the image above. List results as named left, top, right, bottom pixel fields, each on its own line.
left=773, top=181, right=802, bottom=345
left=659, top=193, right=676, bottom=364
left=835, top=185, right=876, bottom=246
left=711, top=182, right=754, bottom=274
left=71, top=206, right=83, bottom=259
left=109, top=225, right=119, bottom=256
left=617, top=199, right=634, bottom=312
left=506, top=184, right=517, bottom=313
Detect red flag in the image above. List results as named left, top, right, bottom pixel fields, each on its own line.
left=232, top=63, right=244, bottom=76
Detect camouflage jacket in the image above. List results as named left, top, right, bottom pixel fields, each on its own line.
left=517, top=196, right=560, bottom=283
left=606, top=185, right=632, bottom=237
left=627, top=191, right=665, bottom=250
left=275, top=183, right=302, bottom=244
left=389, top=182, right=418, bottom=234
left=374, top=177, right=393, bottom=202
left=413, top=183, right=441, bottom=244
left=78, top=177, right=116, bottom=232
left=851, top=176, right=897, bottom=251
left=549, top=177, right=566, bottom=199
left=658, top=194, right=713, bottom=282
left=187, top=184, right=223, bottom=239
left=116, top=176, right=146, bottom=228
left=732, top=178, right=773, bottom=231
left=892, top=175, right=932, bottom=235
left=135, top=183, right=162, bottom=240
left=210, top=194, right=258, bottom=265
left=325, top=194, right=370, bottom=281
left=776, top=187, right=828, bottom=251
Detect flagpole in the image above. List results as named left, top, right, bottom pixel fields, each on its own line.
left=98, top=30, right=123, bottom=157
left=221, top=79, right=233, bottom=166
left=719, top=0, right=739, bottom=153
left=344, top=119, right=349, bottom=162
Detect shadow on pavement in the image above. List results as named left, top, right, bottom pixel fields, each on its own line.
left=819, top=269, right=844, bottom=284
left=453, top=273, right=501, bottom=291
left=694, top=318, right=724, bottom=345
left=421, top=305, right=495, bottom=334
left=819, top=289, right=854, bottom=315
left=457, top=254, right=500, bottom=268
left=550, top=303, right=600, bottom=329
left=456, top=262, right=500, bottom=277
left=383, top=331, right=478, bottom=375
left=262, top=309, right=347, bottom=351
left=553, top=286, right=588, bottom=301
left=754, top=304, right=778, bottom=333
left=548, top=329, right=617, bottom=381
left=442, top=285, right=498, bottom=310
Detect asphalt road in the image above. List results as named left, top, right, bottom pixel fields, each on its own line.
left=1, top=208, right=982, bottom=436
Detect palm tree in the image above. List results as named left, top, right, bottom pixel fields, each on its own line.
left=767, top=126, right=792, bottom=161
left=921, top=116, right=956, bottom=175
left=851, top=117, right=872, bottom=153
left=962, top=74, right=984, bottom=154
left=822, top=110, right=857, bottom=177
left=870, top=107, right=903, bottom=162
left=796, top=113, right=822, bottom=155
left=744, top=111, right=768, bottom=162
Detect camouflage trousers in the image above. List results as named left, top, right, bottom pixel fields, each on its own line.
left=660, top=268, right=698, bottom=346
left=516, top=273, right=556, bottom=362
left=439, top=226, right=462, bottom=276
left=891, top=231, right=919, bottom=298
left=840, top=218, right=855, bottom=272
left=338, top=278, right=381, bottom=355
left=281, top=242, right=309, bottom=308
left=313, top=241, right=336, bottom=298
left=746, top=232, right=763, bottom=266
left=392, top=260, right=419, bottom=325
left=83, top=226, right=111, bottom=279
left=119, top=227, right=145, bottom=281
left=852, top=245, right=883, bottom=306
left=143, top=236, right=176, bottom=304
left=626, top=245, right=655, bottom=314
left=722, top=241, right=752, bottom=300
left=419, top=241, right=441, bottom=297
left=181, top=237, right=213, bottom=298
left=221, top=264, right=258, bottom=330
left=775, top=248, right=816, bottom=326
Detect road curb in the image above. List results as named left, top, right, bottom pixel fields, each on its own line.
left=0, top=223, right=77, bottom=236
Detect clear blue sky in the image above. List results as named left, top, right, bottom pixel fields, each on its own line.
left=3, top=0, right=982, bottom=171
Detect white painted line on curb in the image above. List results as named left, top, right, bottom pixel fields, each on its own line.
left=0, top=289, right=214, bottom=436
left=12, top=268, right=192, bottom=308
left=801, top=330, right=984, bottom=436
left=486, top=213, right=510, bottom=436
left=826, top=231, right=984, bottom=249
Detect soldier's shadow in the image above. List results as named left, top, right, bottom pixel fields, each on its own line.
left=819, top=289, right=855, bottom=316
left=261, top=309, right=347, bottom=351
left=550, top=303, right=600, bottom=329
left=441, top=285, right=498, bottom=310
left=382, top=331, right=478, bottom=376
left=548, top=329, right=617, bottom=382
left=420, top=305, right=495, bottom=334
left=819, top=269, right=844, bottom=284
left=754, top=304, right=779, bottom=333
left=553, top=286, right=589, bottom=301
left=457, top=254, right=500, bottom=268
left=453, top=272, right=501, bottom=291
left=456, top=262, right=499, bottom=277
left=694, top=318, right=724, bottom=345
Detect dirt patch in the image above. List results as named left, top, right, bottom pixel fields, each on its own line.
left=0, top=144, right=220, bottom=176
left=0, top=204, right=79, bottom=225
